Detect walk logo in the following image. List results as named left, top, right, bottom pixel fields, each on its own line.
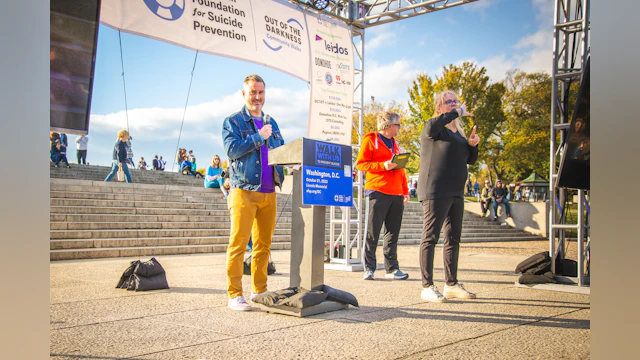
left=144, top=0, right=185, bottom=21
left=315, top=142, right=341, bottom=167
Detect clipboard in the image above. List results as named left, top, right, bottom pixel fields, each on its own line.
left=391, top=152, right=411, bottom=169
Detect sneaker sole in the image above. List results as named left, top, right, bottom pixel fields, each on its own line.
left=363, top=277, right=375, bottom=281
left=228, top=305, right=252, bottom=311
left=443, top=293, right=476, bottom=299
left=421, top=295, right=447, bottom=303
left=385, top=275, right=409, bottom=280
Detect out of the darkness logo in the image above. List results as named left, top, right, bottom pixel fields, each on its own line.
left=144, top=0, right=185, bottom=21
left=315, top=142, right=341, bottom=167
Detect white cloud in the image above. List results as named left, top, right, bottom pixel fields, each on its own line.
left=364, top=27, right=396, bottom=51
left=88, top=87, right=311, bottom=166
left=363, top=59, right=422, bottom=104
left=474, top=0, right=554, bottom=80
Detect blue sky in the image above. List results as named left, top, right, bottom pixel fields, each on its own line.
left=82, top=0, right=553, bottom=171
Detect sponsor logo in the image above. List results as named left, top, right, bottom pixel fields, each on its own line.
left=323, top=40, right=349, bottom=55
left=317, top=18, right=337, bottom=28
left=336, top=75, right=341, bottom=81
left=144, top=0, right=185, bottom=21
left=336, top=63, right=351, bottom=71
left=264, top=17, right=304, bottom=52
left=315, top=57, right=331, bottom=69
left=325, top=72, right=333, bottom=86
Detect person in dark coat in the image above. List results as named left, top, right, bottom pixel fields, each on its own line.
left=417, top=90, right=480, bottom=303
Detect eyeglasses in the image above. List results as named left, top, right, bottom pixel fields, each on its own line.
left=444, top=100, right=461, bottom=106
left=392, top=123, right=402, bottom=128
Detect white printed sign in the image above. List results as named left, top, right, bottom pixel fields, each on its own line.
left=100, top=0, right=355, bottom=143
left=100, top=0, right=310, bottom=81
left=305, top=14, right=354, bottom=146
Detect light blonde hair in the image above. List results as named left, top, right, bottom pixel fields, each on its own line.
left=211, top=155, right=221, bottom=169
left=377, top=111, right=400, bottom=131
left=433, top=90, right=466, bottom=139
left=117, top=129, right=129, bottom=139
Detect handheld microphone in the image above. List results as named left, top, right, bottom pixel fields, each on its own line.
left=264, top=114, right=271, bottom=148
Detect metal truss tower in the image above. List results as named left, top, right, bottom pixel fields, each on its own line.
left=287, top=1, right=477, bottom=271
left=549, top=0, right=590, bottom=286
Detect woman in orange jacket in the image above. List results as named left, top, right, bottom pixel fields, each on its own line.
left=356, top=111, right=410, bottom=281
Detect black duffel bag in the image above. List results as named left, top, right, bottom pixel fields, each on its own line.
left=116, top=257, right=170, bottom=291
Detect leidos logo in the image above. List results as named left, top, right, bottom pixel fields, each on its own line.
left=324, top=40, right=349, bottom=55
left=315, top=35, right=349, bottom=56
left=144, top=0, right=185, bottom=21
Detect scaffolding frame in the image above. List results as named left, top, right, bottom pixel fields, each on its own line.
left=286, top=0, right=479, bottom=271
left=549, top=0, right=590, bottom=286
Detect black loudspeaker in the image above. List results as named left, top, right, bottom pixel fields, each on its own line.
left=50, top=0, right=102, bottom=134
left=557, top=56, right=590, bottom=190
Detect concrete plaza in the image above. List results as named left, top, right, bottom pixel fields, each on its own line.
left=50, top=241, right=590, bottom=359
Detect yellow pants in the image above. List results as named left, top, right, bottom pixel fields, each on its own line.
left=226, top=188, right=277, bottom=299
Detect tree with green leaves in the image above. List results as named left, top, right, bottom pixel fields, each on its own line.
left=501, top=70, right=552, bottom=182
left=351, top=100, right=413, bottom=170
left=407, top=61, right=507, bottom=181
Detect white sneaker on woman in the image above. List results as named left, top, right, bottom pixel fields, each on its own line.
left=421, top=285, right=447, bottom=303
left=443, top=283, right=476, bottom=299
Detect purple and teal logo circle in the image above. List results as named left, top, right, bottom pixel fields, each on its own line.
left=144, top=0, right=185, bottom=21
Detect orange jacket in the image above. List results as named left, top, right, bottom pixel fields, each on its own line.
left=355, top=132, right=408, bottom=196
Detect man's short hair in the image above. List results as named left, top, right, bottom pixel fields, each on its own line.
left=485, top=180, right=490, bottom=183
left=244, top=74, right=265, bottom=86
left=377, top=111, right=400, bottom=131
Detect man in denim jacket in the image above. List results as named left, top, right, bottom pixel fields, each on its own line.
left=222, top=74, right=285, bottom=311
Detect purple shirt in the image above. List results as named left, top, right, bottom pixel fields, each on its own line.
left=253, top=117, right=275, bottom=193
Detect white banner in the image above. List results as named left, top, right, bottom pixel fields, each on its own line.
left=100, top=0, right=310, bottom=81
left=306, top=15, right=354, bottom=146
left=100, top=0, right=354, bottom=144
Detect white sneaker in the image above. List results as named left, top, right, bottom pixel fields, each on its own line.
left=250, top=291, right=266, bottom=302
left=443, top=283, right=476, bottom=299
left=363, top=270, right=375, bottom=280
left=228, top=296, right=252, bottom=311
left=421, top=285, right=447, bottom=303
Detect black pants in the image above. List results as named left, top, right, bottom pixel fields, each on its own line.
left=77, top=150, right=87, bottom=164
left=480, top=198, right=491, bottom=215
left=420, top=196, right=464, bottom=287
left=364, top=192, right=405, bottom=272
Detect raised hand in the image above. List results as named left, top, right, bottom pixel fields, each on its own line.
left=459, top=102, right=473, bottom=117
left=468, top=125, right=480, bottom=146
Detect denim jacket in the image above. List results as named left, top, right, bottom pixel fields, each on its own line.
left=222, top=106, right=285, bottom=191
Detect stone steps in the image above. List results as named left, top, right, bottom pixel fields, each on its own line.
left=49, top=178, right=544, bottom=260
